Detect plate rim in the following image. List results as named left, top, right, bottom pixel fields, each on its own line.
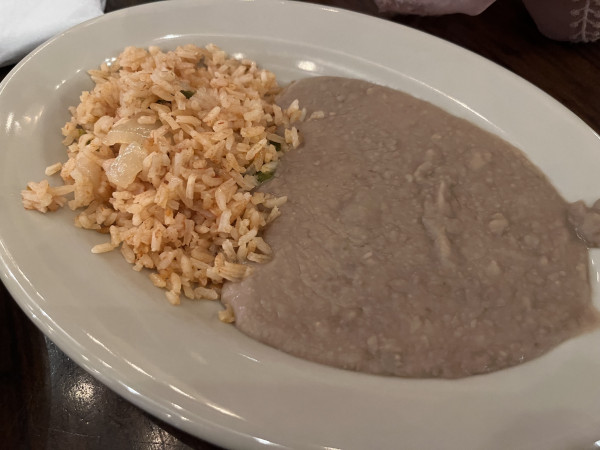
left=2, top=1, right=600, bottom=449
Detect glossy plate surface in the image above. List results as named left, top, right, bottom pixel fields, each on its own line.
left=1, top=1, right=600, bottom=448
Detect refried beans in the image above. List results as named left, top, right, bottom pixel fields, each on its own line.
left=221, top=76, right=600, bottom=378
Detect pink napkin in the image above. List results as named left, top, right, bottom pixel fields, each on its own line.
left=374, top=0, right=600, bottom=42
left=375, top=0, right=495, bottom=16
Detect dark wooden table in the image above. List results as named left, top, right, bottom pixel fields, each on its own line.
left=2, top=0, right=600, bottom=448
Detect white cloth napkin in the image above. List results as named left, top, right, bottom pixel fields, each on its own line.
left=0, top=0, right=106, bottom=67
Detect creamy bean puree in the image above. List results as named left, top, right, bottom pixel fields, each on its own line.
left=221, top=76, right=600, bottom=378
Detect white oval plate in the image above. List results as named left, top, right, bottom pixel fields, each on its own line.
left=2, top=1, right=600, bottom=448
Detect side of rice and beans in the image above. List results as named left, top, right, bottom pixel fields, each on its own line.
left=21, top=44, right=600, bottom=378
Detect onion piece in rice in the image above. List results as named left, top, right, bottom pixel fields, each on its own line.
left=104, top=141, right=147, bottom=189
left=103, top=115, right=160, bottom=146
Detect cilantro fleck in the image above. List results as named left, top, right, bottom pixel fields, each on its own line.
left=268, top=140, right=282, bottom=152
left=255, top=171, right=275, bottom=183
left=180, top=90, right=195, bottom=99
